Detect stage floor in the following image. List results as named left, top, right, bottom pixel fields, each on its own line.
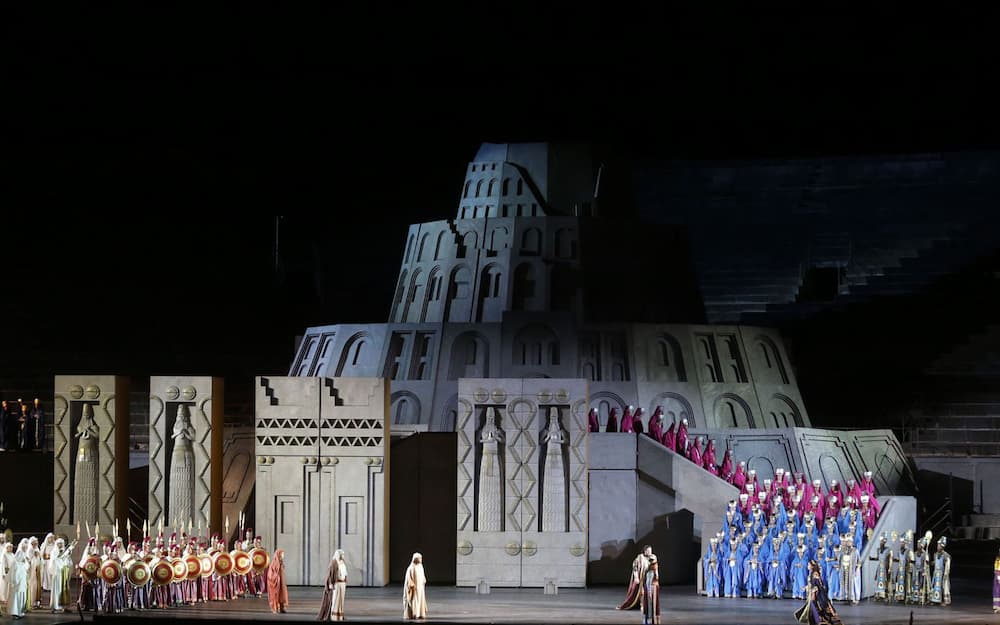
left=24, top=584, right=996, bottom=625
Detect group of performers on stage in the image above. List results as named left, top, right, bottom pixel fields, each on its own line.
left=0, top=398, right=45, bottom=453
left=0, top=527, right=276, bottom=616
left=701, top=493, right=953, bottom=610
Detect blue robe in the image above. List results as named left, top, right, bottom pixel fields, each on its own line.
left=827, top=551, right=842, bottom=600
left=723, top=548, right=743, bottom=597
left=743, top=554, right=764, bottom=597
left=790, top=551, right=809, bottom=599
left=767, top=552, right=786, bottom=598
left=703, top=549, right=722, bottom=597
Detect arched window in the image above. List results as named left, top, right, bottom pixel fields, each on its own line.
left=392, top=270, right=408, bottom=322
left=394, top=398, right=409, bottom=423
left=502, top=178, right=510, bottom=196
left=487, top=178, right=496, bottom=196
left=521, top=228, right=542, bottom=255
left=475, top=180, right=484, bottom=197
left=516, top=179, right=524, bottom=195
left=658, top=340, right=670, bottom=366
left=335, top=332, right=372, bottom=375
left=434, top=231, right=446, bottom=260
left=463, top=180, right=471, bottom=198
left=417, top=233, right=430, bottom=261
left=512, top=323, right=559, bottom=367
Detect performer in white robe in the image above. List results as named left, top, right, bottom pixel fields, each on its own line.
left=0, top=542, right=14, bottom=612
left=403, top=553, right=426, bottom=620
left=48, top=539, right=75, bottom=613
left=26, top=537, right=42, bottom=609
left=6, top=540, right=29, bottom=619
left=39, top=534, right=56, bottom=592
left=318, top=549, right=348, bottom=621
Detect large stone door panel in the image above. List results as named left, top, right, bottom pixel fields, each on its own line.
left=274, top=495, right=303, bottom=585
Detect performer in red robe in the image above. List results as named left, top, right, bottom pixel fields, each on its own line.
left=606, top=407, right=619, bottom=433
left=616, top=546, right=652, bottom=610
left=588, top=408, right=600, bottom=433
left=620, top=406, right=635, bottom=433
left=702, top=439, right=719, bottom=475
left=647, top=407, right=663, bottom=441
left=267, top=549, right=288, bottom=614
left=676, top=418, right=689, bottom=453
left=719, top=449, right=734, bottom=482
left=688, top=437, right=702, bottom=465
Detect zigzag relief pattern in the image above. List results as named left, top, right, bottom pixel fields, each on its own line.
left=53, top=396, right=70, bottom=524
left=571, top=400, right=587, bottom=431
left=100, top=395, right=117, bottom=519
left=257, top=418, right=319, bottom=429
left=256, top=435, right=319, bottom=446
left=321, top=435, right=383, bottom=447
left=321, top=418, right=382, bottom=430
left=148, top=396, right=165, bottom=522
left=196, top=398, right=213, bottom=519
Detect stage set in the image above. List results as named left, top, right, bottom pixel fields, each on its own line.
left=28, top=143, right=976, bottom=625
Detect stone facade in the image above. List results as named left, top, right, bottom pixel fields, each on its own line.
left=254, top=376, right=389, bottom=586
left=685, top=426, right=916, bottom=495
left=456, top=378, right=588, bottom=588
left=52, top=375, right=130, bottom=539
left=289, top=143, right=809, bottom=433
left=148, top=376, right=224, bottom=535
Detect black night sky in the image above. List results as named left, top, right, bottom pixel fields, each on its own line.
left=4, top=6, right=999, bottom=400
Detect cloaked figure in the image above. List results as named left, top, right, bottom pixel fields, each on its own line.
left=688, top=437, right=703, bottom=465
left=632, top=408, right=645, bottom=435
left=845, top=478, right=863, bottom=509
left=732, top=462, right=747, bottom=490
left=860, top=470, right=880, bottom=514
left=647, top=407, right=663, bottom=441
left=719, top=449, right=734, bottom=482
left=702, top=439, right=719, bottom=476
left=661, top=419, right=676, bottom=452
left=588, top=408, right=600, bottom=433
left=605, top=407, right=619, bottom=433
left=676, top=418, right=689, bottom=454
left=620, top=406, right=635, bottom=433
left=827, top=480, right=844, bottom=510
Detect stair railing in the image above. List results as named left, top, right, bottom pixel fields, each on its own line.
left=923, top=498, right=953, bottom=538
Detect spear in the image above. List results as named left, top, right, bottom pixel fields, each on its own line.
left=225, top=515, right=230, bottom=538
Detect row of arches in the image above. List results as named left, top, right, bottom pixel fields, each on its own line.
left=403, top=226, right=577, bottom=266
left=589, top=391, right=803, bottom=430
left=462, top=176, right=525, bottom=199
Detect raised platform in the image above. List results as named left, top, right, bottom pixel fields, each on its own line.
left=45, top=583, right=994, bottom=625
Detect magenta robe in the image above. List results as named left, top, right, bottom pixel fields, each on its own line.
left=588, top=408, right=600, bottom=433
left=688, top=438, right=702, bottom=465
left=661, top=422, right=676, bottom=451
left=647, top=408, right=663, bottom=441
left=720, top=451, right=734, bottom=481
left=620, top=407, right=634, bottom=433
left=703, top=441, right=719, bottom=475
left=732, top=465, right=747, bottom=490
left=676, top=422, right=688, bottom=454
left=632, top=409, right=645, bottom=434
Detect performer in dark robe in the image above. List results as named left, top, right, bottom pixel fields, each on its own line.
left=795, top=560, right=843, bottom=625
left=18, top=403, right=34, bottom=450
left=0, top=400, right=9, bottom=451
left=587, top=408, right=600, bottom=433
left=616, top=545, right=651, bottom=610
left=31, top=399, right=45, bottom=451
left=605, top=407, right=619, bottom=433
